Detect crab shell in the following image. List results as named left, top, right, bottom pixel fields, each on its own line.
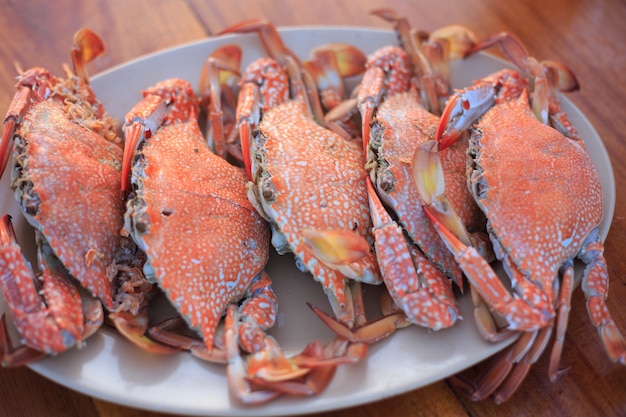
left=369, top=91, right=483, bottom=282
left=10, top=71, right=124, bottom=309
left=469, top=92, right=602, bottom=307
left=124, top=102, right=270, bottom=350
left=248, top=98, right=381, bottom=313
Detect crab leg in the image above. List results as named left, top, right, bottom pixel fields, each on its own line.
left=357, top=46, right=412, bottom=152
left=424, top=206, right=551, bottom=331
left=303, top=43, right=367, bottom=112
left=71, top=28, right=106, bottom=82
left=579, top=239, right=626, bottom=364
left=222, top=19, right=326, bottom=126
left=253, top=282, right=371, bottom=398
left=198, top=45, right=242, bottom=160
left=0, top=214, right=102, bottom=365
left=371, top=9, right=477, bottom=115
left=223, top=304, right=282, bottom=405
left=228, top=277, right=361, bottom=401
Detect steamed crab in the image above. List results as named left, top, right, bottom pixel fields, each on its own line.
left=315, top=11, right=489, bottom=340
left=417, top=31, right=626, bottom=402
left=221, top=20, right=382, bottom=330
left=120, top=75, right=321, bottom=403
left=0, top=29, right=145, bottom=364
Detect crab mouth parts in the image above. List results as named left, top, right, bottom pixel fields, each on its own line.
left=467, top=127, right=488, bottom=201
left=11, top=136, right=41, bottom=217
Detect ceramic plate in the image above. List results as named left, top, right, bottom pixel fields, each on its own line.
left=0, top=27, right=615, bottom=416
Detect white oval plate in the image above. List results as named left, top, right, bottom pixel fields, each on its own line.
left=0, top=27, right=615, bottom=416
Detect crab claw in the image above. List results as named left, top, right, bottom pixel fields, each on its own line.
left=109, top=310, right=180, bottom=355
left=0, top=214, right=103, bottom=365
left=0, top=118, right=15, bottom=178
left=436, top=84, right=495, bottom=149
left=120, top=94, right=168, bottom=197
left=424, top=207, right=552, bottom=332
left=412, top=140, right=473, bottom=247
left=1, top=70, right=56, bottom=179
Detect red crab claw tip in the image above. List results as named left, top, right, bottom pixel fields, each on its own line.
left=239, top=121, right=253, bottom=179
left=435, top=95, right=465, bottom=149
left=121, top=96, right=168, bottom=197
left=120, top=123, right=142, bottom=197
left=302, top=228, right=370, bottom=266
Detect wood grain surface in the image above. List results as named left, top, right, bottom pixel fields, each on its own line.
left=1, top=0, right=625, bottom=416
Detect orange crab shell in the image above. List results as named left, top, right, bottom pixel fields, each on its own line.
left=126, top=117, right=270, bottom=350
left=470, top=92, right=603, bottom=305
left=14, top=97, right=124, bottom=309
left=250, top=98, right=381, bottom=309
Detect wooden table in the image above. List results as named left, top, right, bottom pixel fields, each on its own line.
left=1, top=0, right=625, bottom=416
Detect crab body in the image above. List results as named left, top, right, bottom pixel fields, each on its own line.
left=427, top=42, right=626, bottom=399
left=246, top=67, right=381, bottom=319
left=369, top=88, right=482, bottom=282
left=469, top=94, right=601, bottom=317
left=123, top=79, right=272, bottom=352
left=11, top=88, right=122, bottom=308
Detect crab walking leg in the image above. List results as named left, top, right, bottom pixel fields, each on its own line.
left=304, top=43, right=367, bottom=112
left=579, top=240, right=626, bottom=364
left=253, top=282, right=370, bottom=397
left=224, top=304, right=282, bottom=405
left=221, top=19, right=326, bottom=127
left=198, top=45, right=242, bottom=160
left=548, top=263, right=574, bottom=380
